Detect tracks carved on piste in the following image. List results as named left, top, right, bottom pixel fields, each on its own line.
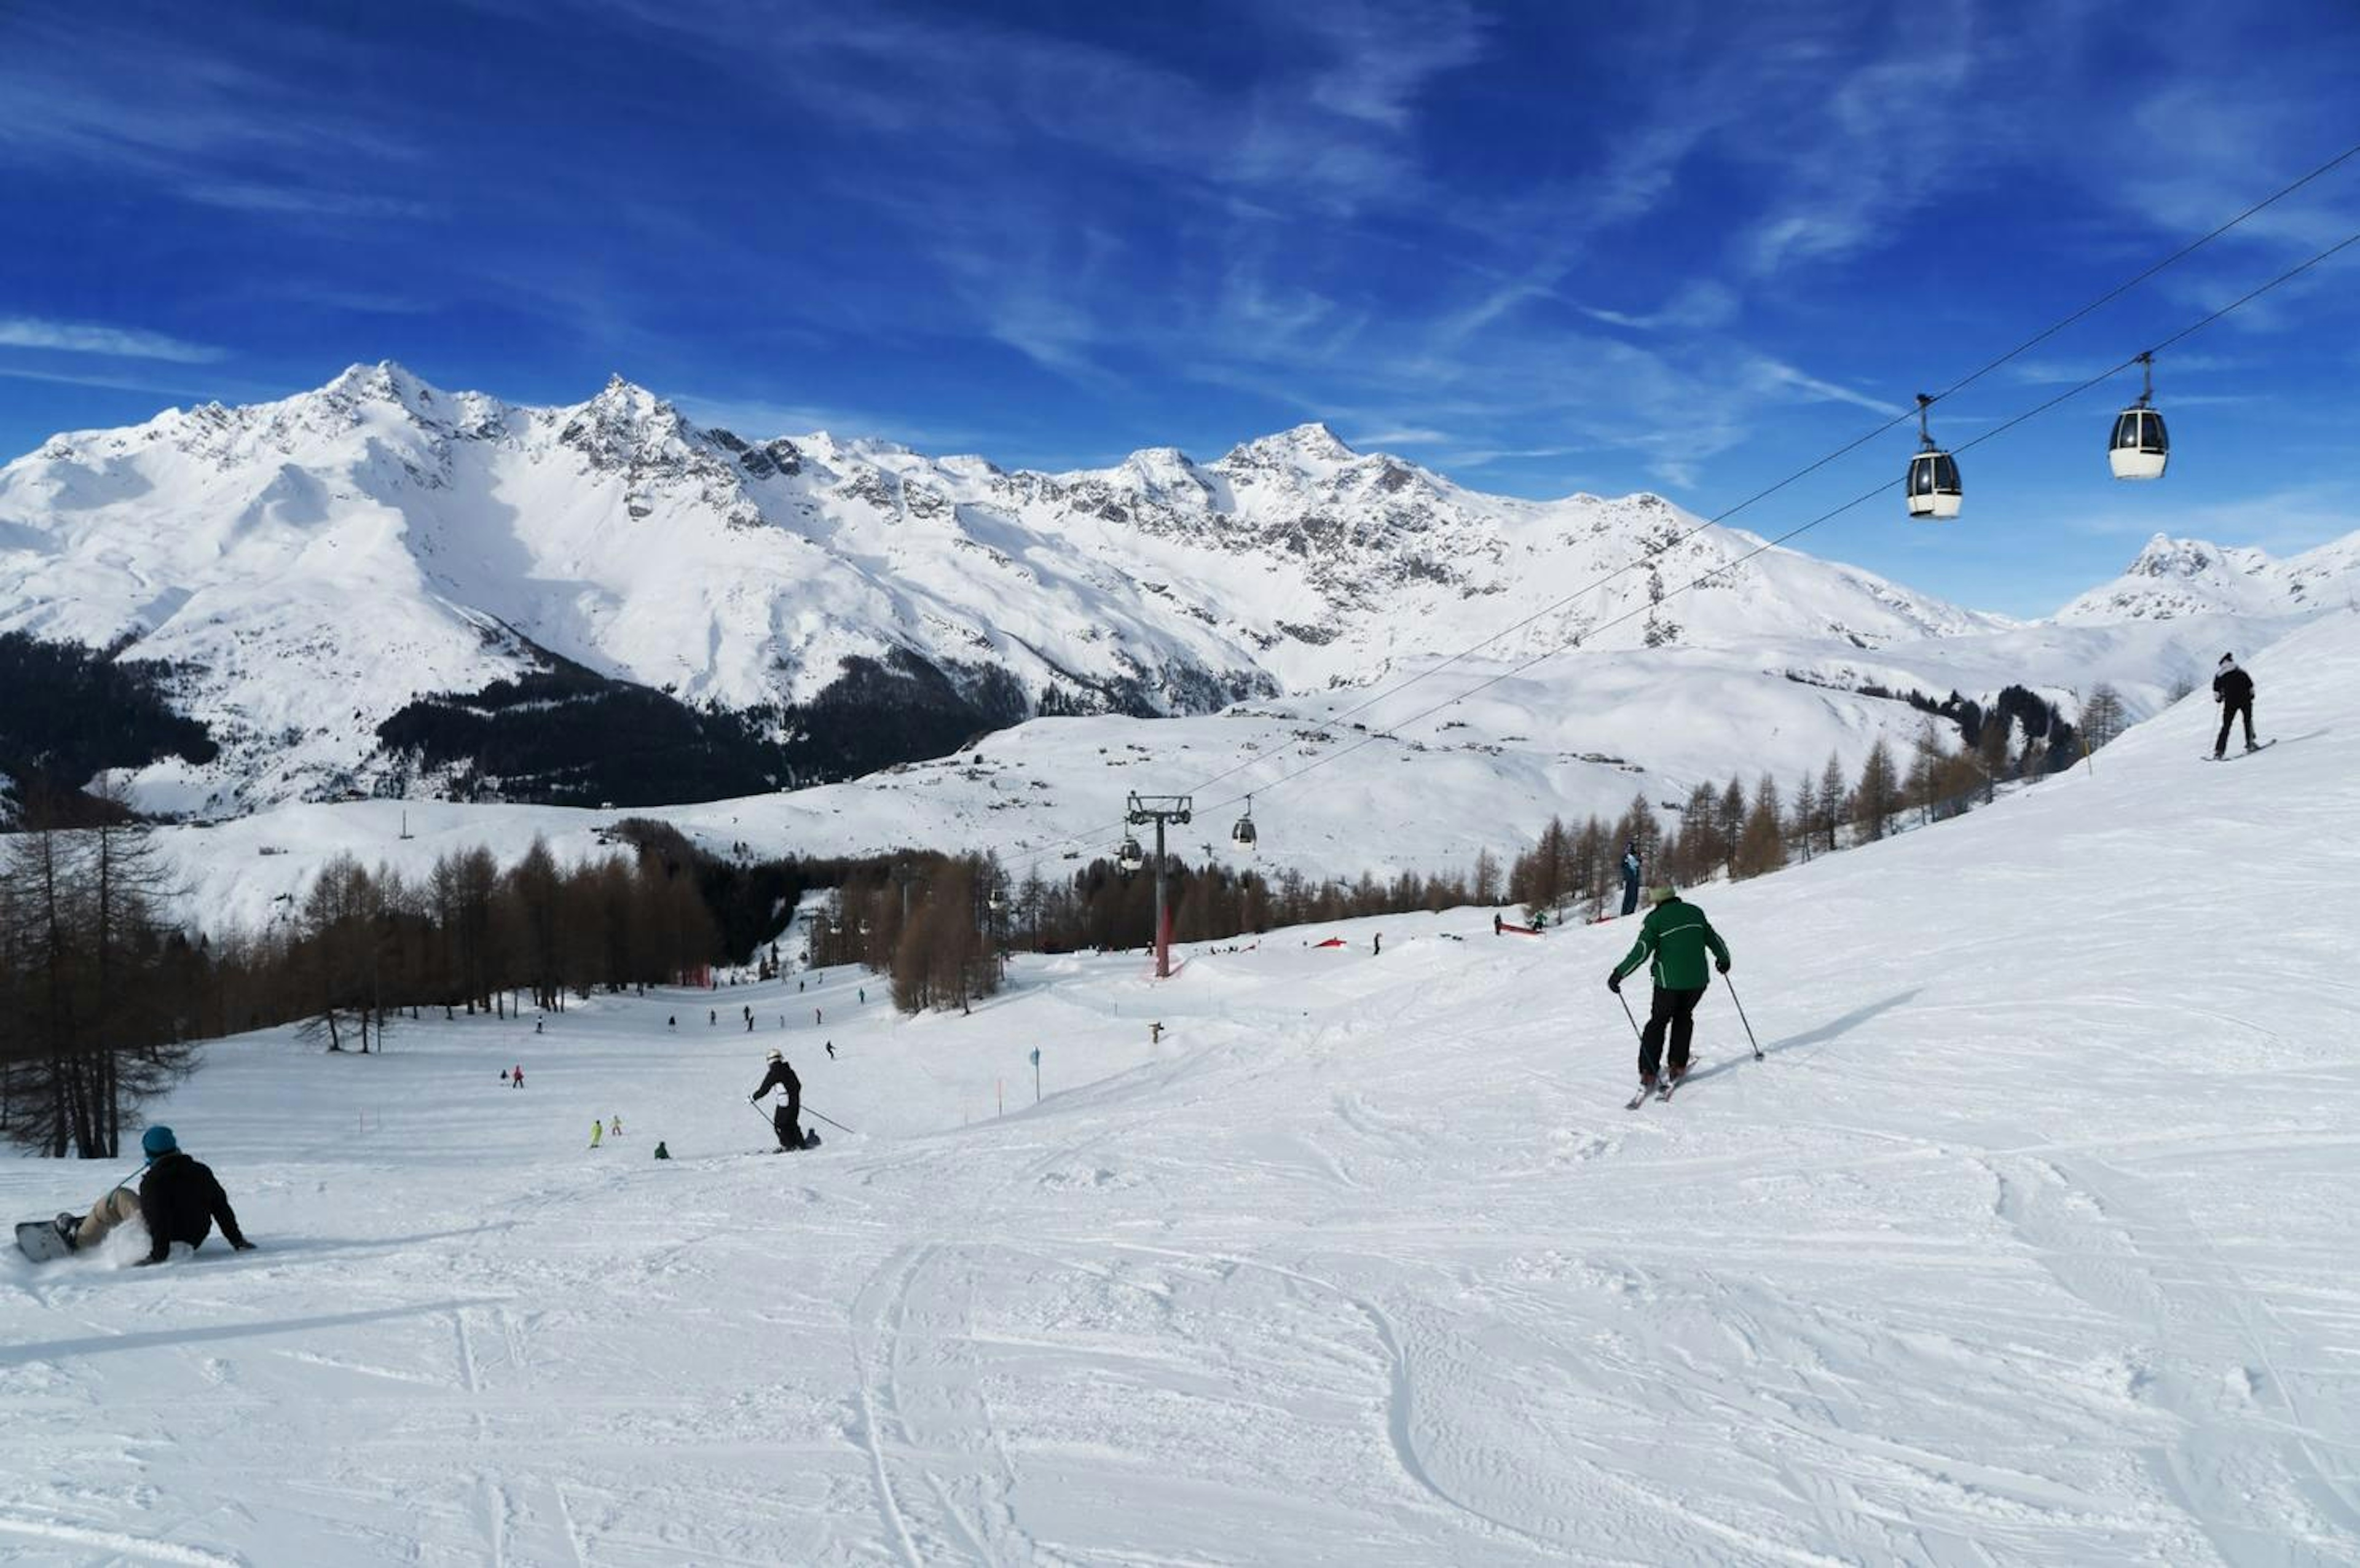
left=851, top=1239, right=1063, bottom=1566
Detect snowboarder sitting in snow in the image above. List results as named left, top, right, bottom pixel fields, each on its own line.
left=751, top=1048, right=804, bottom=1150
left=1607, top=887, right=1731, bottom=1091
left=2212, top=652, right=2257, bottom=758
left=63, top=1126, right=254, bottom=1263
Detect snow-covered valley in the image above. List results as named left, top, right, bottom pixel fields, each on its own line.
left=4, top=610, right=2356, bottom=1564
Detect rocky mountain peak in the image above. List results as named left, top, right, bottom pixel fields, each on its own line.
left=560, top=375, right=696, bottom=472
left=1216, top=421, right=1358, bottom=474
left=323, top=360, right=446, bottom=418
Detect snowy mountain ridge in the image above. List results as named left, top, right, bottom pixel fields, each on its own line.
left=2056, top=528, right=2360, bottom=622
left=1, top=363, right=2000, bottom=813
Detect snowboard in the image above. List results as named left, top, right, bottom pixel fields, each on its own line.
left=15, top=1218, right=73, bottom=1263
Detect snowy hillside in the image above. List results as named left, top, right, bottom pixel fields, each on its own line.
left=5, top=613, right=2356, bottom=1563
left=0, top=363, right=1998, bottom=812
left=156, top=612, right=2276, bottom=936
left=2058, top=528, right=2360, bottom=622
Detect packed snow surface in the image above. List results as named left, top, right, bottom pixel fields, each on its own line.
left=4, top=614, right=2359, bottom=1564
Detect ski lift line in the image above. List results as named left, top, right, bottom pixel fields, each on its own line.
left=1232, top=139, right=2360, bottom=715
left=1174, top=229, right=2360, bottom=824
left=983, top=225, right=2360, bottom=878
left=1114, top=144, right=2360, bottom=788
left=981, top=167, right=2360, bottom=877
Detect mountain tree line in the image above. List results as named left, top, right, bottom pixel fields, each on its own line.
left=1500, top=704, right=2122, bottom=922
left=0, top=818, right=202, bottom=1158
left=0, top=818, right=728, bottom=1156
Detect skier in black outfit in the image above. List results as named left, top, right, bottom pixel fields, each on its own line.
left=2212, top=653, right=2257, bottom=758
left=130, top=1127, right=254, bottom=1264
left=750, top=1049, right=804, bottom=1150
left=1619, top=840, right=1643, bottom=917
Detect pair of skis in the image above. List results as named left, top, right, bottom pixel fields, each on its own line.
left=1624, top=1074, right=1685, bottom=1111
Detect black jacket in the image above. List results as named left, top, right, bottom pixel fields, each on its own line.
left=139, top=1151, right=247, bottom=1263
left=752, top=1060, right=800, bottom=1102
left=2214, top=665, right=2254, bottom=706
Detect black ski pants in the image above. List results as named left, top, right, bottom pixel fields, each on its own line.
left=774, top=1095, right=803, bottom=1150
left=2214, top=696, right=2255, bottom=755
left=1639, top=984, right=1706, bottom=1081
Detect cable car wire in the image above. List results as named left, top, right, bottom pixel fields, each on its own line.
left=1174, top=227, right=2360, bottom=831
left=985, top=222, right=2360, bottom=879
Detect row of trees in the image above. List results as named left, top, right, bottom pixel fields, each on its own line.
left=4, top=684, right=2141, bottom=1144
left=0, top=821, right=202, bottom=1158
left=0, top=820, right=730, bottom=1156
left=1503, top=701, right=2118, bottom=922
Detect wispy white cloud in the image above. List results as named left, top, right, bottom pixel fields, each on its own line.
left=1581, top=281, right=1739, bottom=335
left=0, top=317, right=224, bottom=363
left=667, top=391, right=978, bottom=453
left=185, top=182, right=433, bottom=220
left=0, top=363, right=220, bottom=398
left=2060, top=482, right=2359, bottom=556
left=1740, top=357, right=1897, bottom=418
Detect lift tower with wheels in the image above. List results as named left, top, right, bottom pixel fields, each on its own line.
left=1123, top=793, right=1193, bottom=979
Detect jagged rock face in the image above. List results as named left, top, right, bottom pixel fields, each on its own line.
left=2057, top=531, right=2360, bottom=622
left=0, top=365, right=2001, bottom=813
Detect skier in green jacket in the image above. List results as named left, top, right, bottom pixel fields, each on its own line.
left=1608, top=886, right=1731, bottom=1089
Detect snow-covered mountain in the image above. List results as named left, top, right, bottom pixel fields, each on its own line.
left=2056, top=529, right=2360, bottom=622
left=0, top=363, right=1998, bottom=814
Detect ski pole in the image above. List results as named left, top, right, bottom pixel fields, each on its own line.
left=1616, top=990, right=1642, bottom=1042
left=804, top=1105, right=859, bottom=1136
left=1721, top=972, right=1763, bottom=1060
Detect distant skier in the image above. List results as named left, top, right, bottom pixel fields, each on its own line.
left=1607, top=886, right=1731, bottom=1091
left=751, top=1048, right=804, bottom=1151
left=709, top=1009, right=717, bottom=1027
left=589, top=1120, right=603, bottom=1150
left=653, top=1141, right=671, bottom=1160
left=815, top=1008, right=822, bottom=1027
left=859, top=988, right=866, bottom=1005
left=1372, top=932, right=1382, bottom=955
left=500, top=1068, right=509, bottom=1083
left=1493, top=912, right=1503, bottom=936
left=825, top=1041, right=836, bottom=1060
left=609, top=1116, right=623, bottom=1137
left=668, top=1016, right=676, bottom=1027
left=511, top=1065, right=523, bottom=1089
left=2212, top=653, right=2258, bottom=758
left=1619, top=840, right=1642, bottom=917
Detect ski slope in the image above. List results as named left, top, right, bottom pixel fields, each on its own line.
left=3, top=614, right=2358, bottom=1564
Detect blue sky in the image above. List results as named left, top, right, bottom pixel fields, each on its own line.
left=2, top=0, right=2355, bottom=615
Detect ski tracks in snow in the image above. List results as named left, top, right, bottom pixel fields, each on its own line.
left=850, top=1239, right=1066, bottom=1567
left=1985, top=1148, right=2360, bottom=1562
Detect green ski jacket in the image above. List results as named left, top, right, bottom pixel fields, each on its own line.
left=1611, top=896, right=1731, bottom=992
